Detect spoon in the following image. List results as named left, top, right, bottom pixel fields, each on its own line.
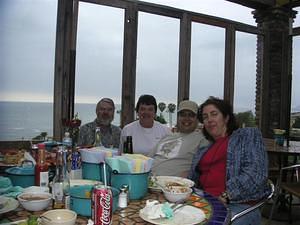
left=40, top=215, right=52, bottom=222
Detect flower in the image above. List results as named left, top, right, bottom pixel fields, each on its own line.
left=62, top=113, right=82, bottom=147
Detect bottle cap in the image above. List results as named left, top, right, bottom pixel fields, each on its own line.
left=37, top=143, right=46, bottom=149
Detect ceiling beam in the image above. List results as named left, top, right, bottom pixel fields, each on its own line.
left=227, top=0, right=300, bottom=9
left=226, top=0, right=275, bottom=9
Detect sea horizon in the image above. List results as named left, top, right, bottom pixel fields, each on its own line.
left=0, top=101, right=175, bottom=141
left=1, top=100, right=298, bottom=142
left=0, top=101, right=121, bottom=141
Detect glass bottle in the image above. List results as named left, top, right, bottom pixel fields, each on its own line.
left=94, top=127, right=102, bottom=147
left=35, top=143, right=49, bottom=187
left=63, top=131, right=73, bottom=173
left=123, top=140, right=128, bottom=154
left=126, top=136, right=133, bottom=154
left=52, top=145, right=70, bottom=209
left=62, top=132, right=72, bottom=148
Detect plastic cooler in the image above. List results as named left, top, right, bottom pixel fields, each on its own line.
left=70, top=181, right=119, bottom=216
left=110, top=171, right=150, bottom=200
left=80, top=147, right=119, bottom=183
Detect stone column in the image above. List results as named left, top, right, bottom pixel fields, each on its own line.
left=253, top=7, right=297, bottom=139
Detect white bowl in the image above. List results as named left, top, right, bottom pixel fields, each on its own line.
left=40, top=209, right=77, bottom=225
left=17, top=192, right=52, bottom=211
left=163, top=186, right=193, bottom=203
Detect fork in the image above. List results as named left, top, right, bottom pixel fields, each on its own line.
left=171, top=202, right=187, bottom=212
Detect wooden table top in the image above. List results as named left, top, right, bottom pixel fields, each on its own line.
left=0, top=189, right=230, bottom=225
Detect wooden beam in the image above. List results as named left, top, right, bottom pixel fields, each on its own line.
left=121, top=2, right=138, bottom=127
left=293, top=27, right=300, bottom=36
left=223, top=25, right=236, bottom=107
left=177, top=13, right=191, bottom=104
left=54, top=0, right=77, bottom=141
left=226, top=0, right=275, bottom=9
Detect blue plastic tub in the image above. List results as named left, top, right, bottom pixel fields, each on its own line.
left=5, top=162, right=35, bottom=188
left=82, top=162, right=111, bottom=183
left=110, top=171, right=150, bottom=200
left=70, top=184, right=119, bottom=216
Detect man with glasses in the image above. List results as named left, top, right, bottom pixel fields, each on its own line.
left=78, top=98, right=121, bottom=148
left=148, top=100, right=208, bottom=177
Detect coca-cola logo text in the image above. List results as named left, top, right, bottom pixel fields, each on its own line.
left=100, top=192, right=111, bottom=225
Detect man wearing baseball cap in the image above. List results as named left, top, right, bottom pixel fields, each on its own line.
left=148, top=100, right=209, bottom=177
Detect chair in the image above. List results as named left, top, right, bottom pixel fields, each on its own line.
left=230, top=179, right=275, bottom=223
left=269, top=164, right=300, bottom=224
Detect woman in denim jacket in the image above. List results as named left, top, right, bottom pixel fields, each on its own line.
left=188, top=96, right=270, bottom=225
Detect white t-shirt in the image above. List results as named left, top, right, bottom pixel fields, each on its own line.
left=120, top=120, right=171, bottom=155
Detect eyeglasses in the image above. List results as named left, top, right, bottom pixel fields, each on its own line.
left=178, top=111, right=196, bottom=118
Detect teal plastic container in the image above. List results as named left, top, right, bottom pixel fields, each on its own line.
left=70, top=184, right=119, bottom=216
left=82, top=162, right=111, bottom=183
left=110, top=171, right=150, bottom=200
left=5, top=162, right=35, bottom=188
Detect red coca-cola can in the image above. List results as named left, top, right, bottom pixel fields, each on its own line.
left=92, top=184, right=113, bottom=225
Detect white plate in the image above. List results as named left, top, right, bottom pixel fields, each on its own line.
left=0, top=196, right=19, bottom=214
left=149, top=176, right=194, bottom=191
left=139, top=205, right=205, bottom=225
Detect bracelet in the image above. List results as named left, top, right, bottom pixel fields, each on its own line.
left=221, top=191, right=230, bottom=204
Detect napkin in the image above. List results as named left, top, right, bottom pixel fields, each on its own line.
left=80, top=146, right=119, bottom=163
left=105, top=154, right=153, bottom=173
left=0, top=176, right=23, bottom=198
left=140, top=200, right=173, bottom=219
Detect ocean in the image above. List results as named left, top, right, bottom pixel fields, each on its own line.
left=0, top=101, right=120, bottom=141
left=0, top=101, right=175, bottom=141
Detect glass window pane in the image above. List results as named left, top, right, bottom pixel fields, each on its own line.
left=0, top=0, right=57, bottom=140
left=75, top=3, right=124, bottom=126
left=136, top=12, right=179, bottom=108
left=234, top=32, right=257, bottom=113
left=190, top=23, right=225, bottom=104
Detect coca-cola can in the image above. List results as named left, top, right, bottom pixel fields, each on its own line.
left=92, top=184, right=113, bottom=225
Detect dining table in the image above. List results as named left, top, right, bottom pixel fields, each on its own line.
left=263, top=140, right=300, bottom=221
left=265, top=140, right=300, bottom=171
left=0, top=188, right=230, bottom=225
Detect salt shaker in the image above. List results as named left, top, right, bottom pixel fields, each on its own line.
left=118, top=187, right=128, bottom=208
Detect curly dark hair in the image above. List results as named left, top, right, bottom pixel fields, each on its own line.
left=136, top=94, right=157, bottom=113
left=198, top=96, right=238, bottom=141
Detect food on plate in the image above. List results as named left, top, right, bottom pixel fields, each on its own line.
left=140, top=200, right=174, bottom=219
left=165, top=181, right=185, bottom=187
left=165, top=185, right=190, bottom=194
left=4, top=150, right=25, bottom=164
left=149, top=176, right=195, bottom=193
left=19, top=194, right=49, bottom=201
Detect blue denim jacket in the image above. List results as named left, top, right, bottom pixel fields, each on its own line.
left=188, top=127, right=270, bottom=203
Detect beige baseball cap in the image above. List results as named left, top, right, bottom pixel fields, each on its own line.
left=177, top=100, right=198, bottom=114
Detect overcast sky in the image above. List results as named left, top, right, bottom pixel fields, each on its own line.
left=0, top=0, right=299, bottom=112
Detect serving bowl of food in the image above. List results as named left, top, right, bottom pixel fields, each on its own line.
left=162, top=186, right=193, bottom=203
left=17, top=192, right=52, bottom=211
left=39, top=209, right=77, bottom=225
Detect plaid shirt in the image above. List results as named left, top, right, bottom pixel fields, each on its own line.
left=78, top=119, right=121, bottom=148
